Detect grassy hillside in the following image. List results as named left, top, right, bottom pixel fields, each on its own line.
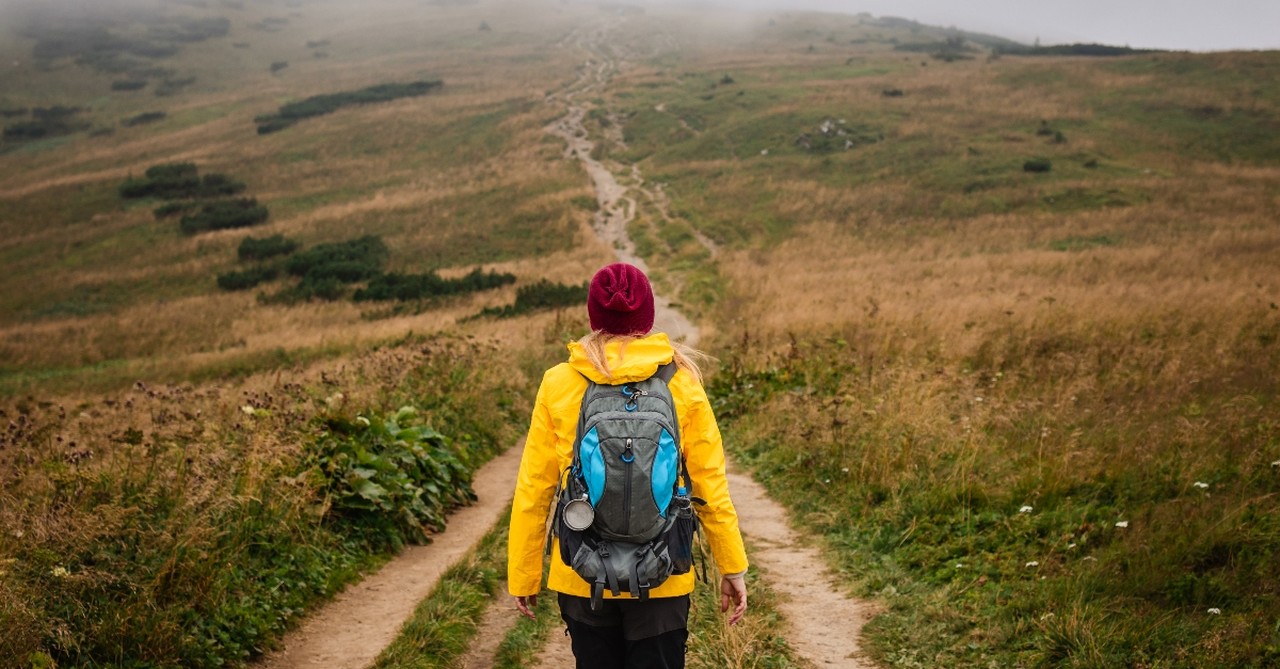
left=587, top=10, right=1280, bottom=668
left=2, top=1, right=1278, bottom=667
left=0, top=0, right=612, bottom=397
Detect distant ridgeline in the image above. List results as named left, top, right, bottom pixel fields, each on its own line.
left=254, top=80, right=444, bottom=134
left=869, top=14, right=1161, bottom=61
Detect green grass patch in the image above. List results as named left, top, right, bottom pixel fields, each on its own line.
left=709, top=329, right=1280, bottom=668
left=255, top=80, right=443, bottom=134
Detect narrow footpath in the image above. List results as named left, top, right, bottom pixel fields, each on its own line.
left=252, top=445, right=522, bottom=669
left=535, top=20, right=879, bottom=669
left=254, top=17, right=878, bottom=669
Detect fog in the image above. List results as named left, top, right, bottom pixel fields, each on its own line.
left=718, top=0, right=1280, bottom=52
left=1, top=0, right=1277, bottom=52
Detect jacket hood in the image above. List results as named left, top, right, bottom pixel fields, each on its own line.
left=566, top=333, right=675, bottom=384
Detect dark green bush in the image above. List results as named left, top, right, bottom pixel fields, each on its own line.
left=255, top=80, right=443, bottom=134
left=217, top=265, right=279, bottom=291
left=120, top=164, right=244, bottom=200
left=354, top=268, right=516, bottom=302
left=1023, top=158, right=1053, bottom=173
left=180, top=199, right=269, bottom=235
left=3, top=107, right=88, bottom=141
left=122, top=111, right=166, bottom=127
left=478, top=279, right=587, bottom=318
left=153, top=202, right=198, bottom=219
left=285, top=235, right=389, bottom=280
left=238, top=234, right=299, bottom=261
left=270, top=61, right=288, bottom=73
left=111, top=79, right=148, bottom=91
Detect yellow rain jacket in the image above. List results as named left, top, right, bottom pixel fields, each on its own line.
left=508, top=333, right=748, bottom=599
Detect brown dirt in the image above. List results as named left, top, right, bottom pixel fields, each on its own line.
left=252, top=444, right=524, bottom=669
left=458, top=582, right=522, bottom=669
left=729, top=469, right=880, bottom=667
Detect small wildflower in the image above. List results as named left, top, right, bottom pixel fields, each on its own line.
left=841, top=467, right=849, bottom=473
left=355, top=416, right=371, bottom=426
left=822, top=478, right=830, bottom=484
left=975, top=396, right=985, bottom=403
left=1272, top=460, right=1279, bottom=468
left=1115, top=521, right=1129, bottom=528
left=50, top=566, right=69, bottom=578
left=955, top=563, right=964, bottom=569
left=1025, top=561, right=1039, bottom=568
left=760, top=149, right=769, bottom=156
left=1019, top=505, right=1033, bottom=514
left=240, top=405, right=256, bottom=416
left=1193, top=482, right=1209, bottom=489
left=1067, top=543, right=1077, bottom=549
left=1207, top=608, right=1222, bottom=615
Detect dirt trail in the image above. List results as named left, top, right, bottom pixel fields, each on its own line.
left=543, top=27, right=696, bottom=345
left=535, top=20, right=879, bottom=669
left=252, top=445, right=523, bottom=669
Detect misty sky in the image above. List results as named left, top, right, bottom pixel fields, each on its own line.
left=728, top=0, right=1280, bottom=51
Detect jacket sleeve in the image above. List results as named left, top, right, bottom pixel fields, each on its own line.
left=677, top=372, right=749, bottom=577
left=507, top=371, right=563, bottom=597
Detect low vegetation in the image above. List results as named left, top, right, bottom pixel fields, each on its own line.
left=477, top=279, right=587, bottom=319
left=119, top=163, right=246, bottom=201
left=238, top=234, right=300, bottom=261
left=2, top=106, right=88, bottom=142
left=0, top=336, right=528, bottom=668
left=179, top=198, right=269, bottom=234
left=354, top=268, right=516, bottom=303
left=255, top=80, right=444, bottom=134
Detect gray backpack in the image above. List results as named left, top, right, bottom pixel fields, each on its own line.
left=551, top=364, right=699, bottom=609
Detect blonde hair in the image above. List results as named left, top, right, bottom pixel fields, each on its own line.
left=578, top=331, right=707, bottom=385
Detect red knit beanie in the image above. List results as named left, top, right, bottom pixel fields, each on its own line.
left=587, top=263, right=655, bottom=335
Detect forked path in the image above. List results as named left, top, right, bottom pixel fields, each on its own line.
left=535, top=21, right=879, bottom=669
left=252, top=445, right=523, bottom=669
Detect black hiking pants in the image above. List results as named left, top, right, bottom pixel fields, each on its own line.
left=559, top=593, right=689, bottom=669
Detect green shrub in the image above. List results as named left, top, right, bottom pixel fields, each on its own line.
left=305, top=406, right=475, bottom=547
left=3, top=107, right=88, bottom=141
left=477, top=279, right=587, bottom=318
left=120, top=164, right=245, bottom=200
left=354, top=268, right=516, bottom=302
left=285, top=235, right=389, bottom=280
left=111, top=79, right=147, bottom=91
left=122, top=111, right=165, bottom=127
left=1023, top=158, right=1053, bottom=173
left=180, top=199, right=269, bottom=235
left=255, top=80, right=443, bottom=134
left=153, top=202, right=197, bottom=219
left=238, top=234, right=299, bottom=261
left=270, top=61, right=288, bottom=73
left=216, top=265, right=279, bottom=291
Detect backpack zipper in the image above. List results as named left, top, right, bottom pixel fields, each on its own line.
left=622, top=437, right=633, bottom=535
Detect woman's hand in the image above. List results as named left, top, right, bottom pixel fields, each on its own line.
left=515, top=594, right=538, bottom=620
left=720, top=573, right=747, bottom=625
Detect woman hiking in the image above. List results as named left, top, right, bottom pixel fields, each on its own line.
left=508, top=262, right=749, bottom=669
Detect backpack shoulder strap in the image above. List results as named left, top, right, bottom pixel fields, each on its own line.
left=654, top=362, right=677, bottom=384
